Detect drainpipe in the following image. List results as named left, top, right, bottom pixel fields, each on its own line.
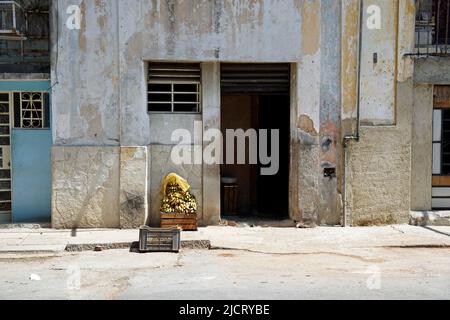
left=342, top=0, right=364, bottom=227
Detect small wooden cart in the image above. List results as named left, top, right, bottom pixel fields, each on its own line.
left=160, top=213, right=198, bottom=231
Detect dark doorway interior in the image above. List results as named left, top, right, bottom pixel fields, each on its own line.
left=220, top=94, right=289, bottom=219
left=221, top=63, right=290, bottom=220
left=257, top=95, right=290, bottom=217
left=221, top=89, right=290, bottom=220
left=220, top=64, right=290, bottom=220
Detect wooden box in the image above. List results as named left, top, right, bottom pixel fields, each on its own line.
left=160, top=213, right=198, bottom=231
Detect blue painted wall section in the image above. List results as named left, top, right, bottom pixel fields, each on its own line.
left=0, top=81, right=50, bottom=92
left=12, top=129, right=52, bottom=223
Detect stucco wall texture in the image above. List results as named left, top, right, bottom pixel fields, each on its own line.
left=49, top=0, right=423, bottom=228
left=344, top=0, right=417, bottom=226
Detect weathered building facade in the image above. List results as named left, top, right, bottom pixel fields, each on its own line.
left=1, top=0, right=449, bottom=228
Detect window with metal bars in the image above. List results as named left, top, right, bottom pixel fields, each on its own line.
left=415, top=0, right=450, bottom=56
left=148, top=63, right=201, bottom=113
left=433, top=87, right=450, bottom=175
left=13, top=92, right=50, bottom=129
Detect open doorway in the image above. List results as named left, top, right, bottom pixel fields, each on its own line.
left=220, top=63, right=290, bottom=221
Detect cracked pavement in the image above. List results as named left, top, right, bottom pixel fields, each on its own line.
left=0, top=225, right=450, bottom=300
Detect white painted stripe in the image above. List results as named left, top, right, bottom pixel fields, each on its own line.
left=432, top=188, right=450, bottom=197
left=432, top=198, right=450, bottom=208
left=433, top=109, right=442, bottom=141
left=433, top=144, right=442, bottom=175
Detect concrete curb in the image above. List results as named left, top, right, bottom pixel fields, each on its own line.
left=0, top=249, right=64, bottom=255
left=65, top=240, right=211, bottom=252
left=0, top=240, right=211, bottom=254
left=0, top=224, right=51, bottom=230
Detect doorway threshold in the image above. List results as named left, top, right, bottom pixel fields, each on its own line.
left=221, top=216, right=295, bottom=228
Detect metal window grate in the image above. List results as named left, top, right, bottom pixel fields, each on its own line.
left=13, top=92, right=49, bottom=129
left=148, top=63, right=201, bottom=113
left=414, top=0, right=450, bottom=56
left=19, top=92, right=44, bottom=128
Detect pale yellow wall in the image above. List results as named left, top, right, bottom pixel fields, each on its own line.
left=360, top=0, right=398, bottom=125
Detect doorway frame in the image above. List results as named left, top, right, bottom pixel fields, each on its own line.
left=0, top=79, right=52, bottom=224
left=200, top=62, right=299, bottom=225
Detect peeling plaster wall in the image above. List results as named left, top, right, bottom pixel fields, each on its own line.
left=294, top=0, right=343, bottom=226
left=50, top=0, right=350, bottom=227
left=52, top=147, right=120, bottom=229
left=295, top=0, right=321, bottom=225
left=415, top=57, right=450, bottom=84
left=344, top=0, right=416, bottom=226
left=318, top=0, right=342, bottom=225
left=341, top=0, right=360, bottom=128
left=360, top=0, right=398, bottom=125
left=51, top=0, right=120, bottom=146
left=346, top=80, right=413, bottom=226
left=120, top=147, right=149, bottom=228
left=118, top=0, right=303, bottom=146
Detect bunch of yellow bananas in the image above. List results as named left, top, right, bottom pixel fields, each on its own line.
left=160, top=182, right=198, bottom=214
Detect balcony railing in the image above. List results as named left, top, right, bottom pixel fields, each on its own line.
left=0, top=1, right=25, bottom=38
left=415, top=0, right=450, bottom=56
left=0, top=0, right=49, bottom=72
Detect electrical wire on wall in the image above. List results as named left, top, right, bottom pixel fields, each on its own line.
left=48, top=0, right=59, bottom=93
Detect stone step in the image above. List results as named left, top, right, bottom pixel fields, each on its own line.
left=410, top=211, right=450, bottom=226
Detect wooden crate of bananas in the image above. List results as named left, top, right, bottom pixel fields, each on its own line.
left=160, top=173, right=198, bottom=231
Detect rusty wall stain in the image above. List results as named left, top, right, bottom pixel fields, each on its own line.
left=80, top=103, right=102, bottom=136
left=341, top=0, right=359, bottom=116
left=120, top=147, right=137, bottom=164
left=301, top=0, right=320, bottom=55
left=78, top=0, right=87, bottom=52
left=298, top=114, right=318, bottom=135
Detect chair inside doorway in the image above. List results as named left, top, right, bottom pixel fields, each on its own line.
left=220, top=63, right=290, bottom=221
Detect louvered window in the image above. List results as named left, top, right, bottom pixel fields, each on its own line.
left=221, top=63, right=290, bottom=94
left=148, top=63, right=201, bottom=113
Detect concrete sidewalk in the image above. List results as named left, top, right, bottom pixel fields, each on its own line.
left=0, top=224, right=450, bottom=254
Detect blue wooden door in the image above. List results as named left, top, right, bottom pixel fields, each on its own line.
left=11, top=129, right=52, bottom=223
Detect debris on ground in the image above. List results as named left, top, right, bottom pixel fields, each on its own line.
left=220, top=220, right=238, bottom=227
left=29, top=274, right=41, bottom=281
